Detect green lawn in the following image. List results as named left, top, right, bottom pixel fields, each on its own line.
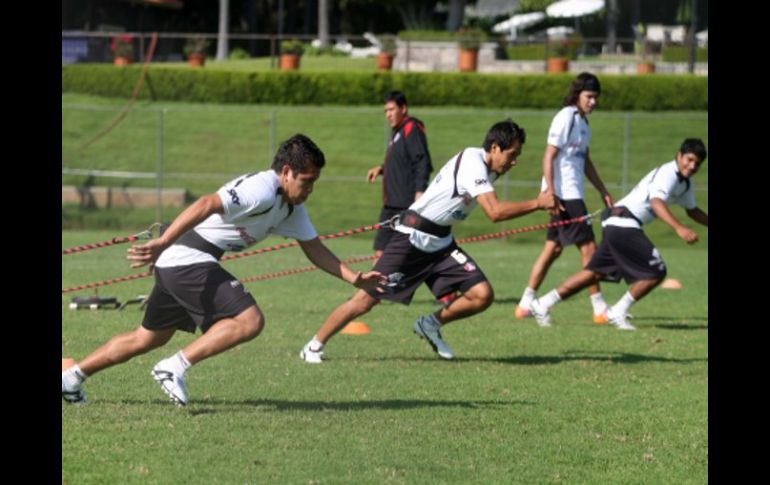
left=62, top=231, right=707, bottom=484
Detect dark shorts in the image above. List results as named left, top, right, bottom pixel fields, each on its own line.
left=373, top=206, right=406, bottom=251
left=587, top=225, right=667, bottom=284
left=546, top=198, right=595, bottom=246
left=142, top=263, right=257, bottom=334
left=365, top=232, right=488, bottom=305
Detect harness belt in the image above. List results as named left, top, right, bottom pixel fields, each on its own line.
left=399, top=209, right=451, bottom=238
left=602, top=206, right=643, bottom=225
left=176, top=230, right=225, bottom=260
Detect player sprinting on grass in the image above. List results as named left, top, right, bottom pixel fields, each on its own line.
left=299, top=119, right=556, bottom=363
left=62, top=135, right=385, bottom=406
left=528, top=138, right=709, bottom=330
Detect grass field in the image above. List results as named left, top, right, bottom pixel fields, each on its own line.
left=62, top=230, right=707, bottom=484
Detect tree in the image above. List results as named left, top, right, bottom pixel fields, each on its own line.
left=319, top=0, right=330, bottom=47
left=446, top=0, right=466, bottom=32
left=216, top=0, right=229, bottom=61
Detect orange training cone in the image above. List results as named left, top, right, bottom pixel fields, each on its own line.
left=62, top=357, right=77, bottom=372
left=341, top=321, right=371, bottom=335
left=661, top=278, right=683, bottom=290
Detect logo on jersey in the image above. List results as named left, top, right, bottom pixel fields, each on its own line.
left=235, top=226, right=257, bottom=246
left=474, top=178, right=489, bottom=187
left=463, top=262, right=477, bottom=272
left=451, top=209, right=468, bottom=221
left=227, top=189, right=241, bottom=205
left=392, top=132, right=401, bottom=144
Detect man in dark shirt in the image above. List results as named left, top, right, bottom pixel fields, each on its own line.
left=367, top=91, right=433, bottom=259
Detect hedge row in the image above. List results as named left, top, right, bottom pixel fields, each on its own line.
left=661, top=45, right=708, bottom=62
left=62, top=65, right=708, bottom=111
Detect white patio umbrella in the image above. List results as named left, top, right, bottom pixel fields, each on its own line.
left=545, top=0, right=604, bottom=18
left=492, top=11, right=546, bottom=39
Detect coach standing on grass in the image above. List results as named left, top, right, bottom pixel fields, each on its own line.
left=300, top=119, right=556, bottom=364
left=62, top=134, right=385, bottom=406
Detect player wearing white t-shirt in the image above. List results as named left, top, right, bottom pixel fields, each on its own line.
left=62, top=135, right=385, bottom=406
left=515, top=73, right=614, bottom=325
left=300, top=120, right=556, bottom=363
left=529, top=139, right=708, bottom=331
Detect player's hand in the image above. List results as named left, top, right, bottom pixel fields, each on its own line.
left=676, top=227, right=699, bottom=245
left=127, top=239, right=167, bottom=268
left=536, top=190, right=558, bottom=212
left=366, top=165, right=383, bottom=183
left=602, top=192, right=614, bottom=208
left=352, top=270, right=387, bottom=293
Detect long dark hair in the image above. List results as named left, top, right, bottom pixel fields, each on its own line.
left=563, top=72, right=601, bottom=107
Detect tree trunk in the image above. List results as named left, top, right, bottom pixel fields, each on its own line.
left=318, top=0, right=330, bottom=47
left=216, top=0, right=229, bottom=61
left=446, top=0, right=466, bottom=32
left=605, top=0, right=618, bottom=54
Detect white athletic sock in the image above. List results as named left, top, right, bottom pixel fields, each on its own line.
left=63, top=365, right=87, bottom=386
left=590, top=292, right=608, bottom=315
left=309, top=336, right=324, bottom=351
left=163, top=351, right=191, bottom=376
left=611, top=291, right=636, bottom=316
left=519, top=287, right=537, bottom=308
left=539, top=289, right=562, bottom=310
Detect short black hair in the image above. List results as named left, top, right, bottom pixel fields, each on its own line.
left=271, top=134, right=326, bottom=173
left=483, top=119, right=527, bottom=151
left=679, top=138, right=707, bottom=161
left=383, top=90, right=407, bottom=107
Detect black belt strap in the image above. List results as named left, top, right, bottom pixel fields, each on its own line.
left=399, top=209, right=451, bottom=237
left=176, top=230, right=225, bottom=260
left=602, top=206, right=643, bottom=225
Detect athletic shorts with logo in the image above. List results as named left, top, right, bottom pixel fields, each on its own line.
left=546, top=198, right=595, bottom=246
left=365, top=232, right=487, bottom=304
left=587, top=226, right=667, bottom=284
left=142, top=263, right=257, bottom=333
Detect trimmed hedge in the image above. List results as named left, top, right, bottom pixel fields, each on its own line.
left=62, top=65, right=707, bottom=111
left=662, top=45, right=708, bottom=62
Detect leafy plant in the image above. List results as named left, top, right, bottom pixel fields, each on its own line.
left=184, top=36, right=211, bottom=57
left=548, top=35, right=582, bottom=59
left=456, top=28, right=485, bottom=51
left=280, top=39, right=305, bottom=56
left=378, top=35, right=397, bottom=56
left=110, top=34, right=133, bottom=59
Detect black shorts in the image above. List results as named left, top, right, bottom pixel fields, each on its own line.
left=373, top=206, right=406, bottom=251
left=546, top=198, right=595, bottom=246
left=587, top=226, right=667, bottom=284
left=142, top=263, right=257, bottom=334
left=365, top=232, right=488, bottom=304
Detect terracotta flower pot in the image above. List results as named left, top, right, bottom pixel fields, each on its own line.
left=547, top=57, right=569, bottom=73
left=376, top=53, right=394, bottom=71
left=458, top=49, right=478, bottom=72
left=113, top=56, right=131, bottom=66
left=636, top=62, right=655, bottom=74
left=188, top=53, right=206, bottom=68
left=279, top=54, right=301, bottom=71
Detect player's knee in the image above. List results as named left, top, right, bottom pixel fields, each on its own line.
left=467, top=282, right=494, bottom=310
left=241, top=310, right=265, bottom=341
left=350, top=291, right=379, bottom=315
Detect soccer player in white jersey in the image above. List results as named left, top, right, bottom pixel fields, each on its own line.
left=299, top=120, right=556, bottom=363
left=515, top=72, right=615, bottom=325
left=62, top=134, right=385, bottom=405
left=528, top=138, right=708, bottom=330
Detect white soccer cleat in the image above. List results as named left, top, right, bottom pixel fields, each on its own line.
left=413, top=315, right=454, bottom=360
left=607, top=308, right=637, bottom=331
left=300, top=341, right=324, bottom=364
left=62, top=374, right=87, bottom=404
left=528, top=299, right=551, bottom=328
left=151, top=361, right=188, bottom=406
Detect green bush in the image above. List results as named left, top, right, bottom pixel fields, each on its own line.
left=228, top=47, right=251, bottom=60
left=506, top=44, right=546, bottom=60
left=303, top=45, right=350, bottom=57
left=397, top=30, right=456, bottom=42
left=62, top=65, right=707, bottom=111
left=661, top=45, right=708, bottom=62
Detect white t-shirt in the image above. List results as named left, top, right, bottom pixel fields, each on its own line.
left=540, top=106, right=591, bottom=200
left=156, top=170, right=318, bottom=267
left=603, top=160, right=697, bottom=229
left=395, top=147, right=496, bottom=252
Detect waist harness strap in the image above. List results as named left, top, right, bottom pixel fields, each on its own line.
left=602, top=206, right=643, bottom=225
left=399, top=209, right=451, bottom=238
left=176, top=230, right=225, bottom=260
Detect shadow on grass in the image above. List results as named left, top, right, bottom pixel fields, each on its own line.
left=452, top=351, right=707, bottom=366
left=169, top=398, right=531, bottom=415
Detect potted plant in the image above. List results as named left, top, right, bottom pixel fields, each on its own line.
left=456, top=28, right=483, bottom=72
left=376, top=35, right=397, bottom=71
left=111, top=34, right=133, bottom=66
left=546, top=38, right=575, bottom=73
left=184, top=36, right=211, bottom=68
left=636, top=39, right=656, bottom=74
left=279, top=39, right=304, bottom=71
